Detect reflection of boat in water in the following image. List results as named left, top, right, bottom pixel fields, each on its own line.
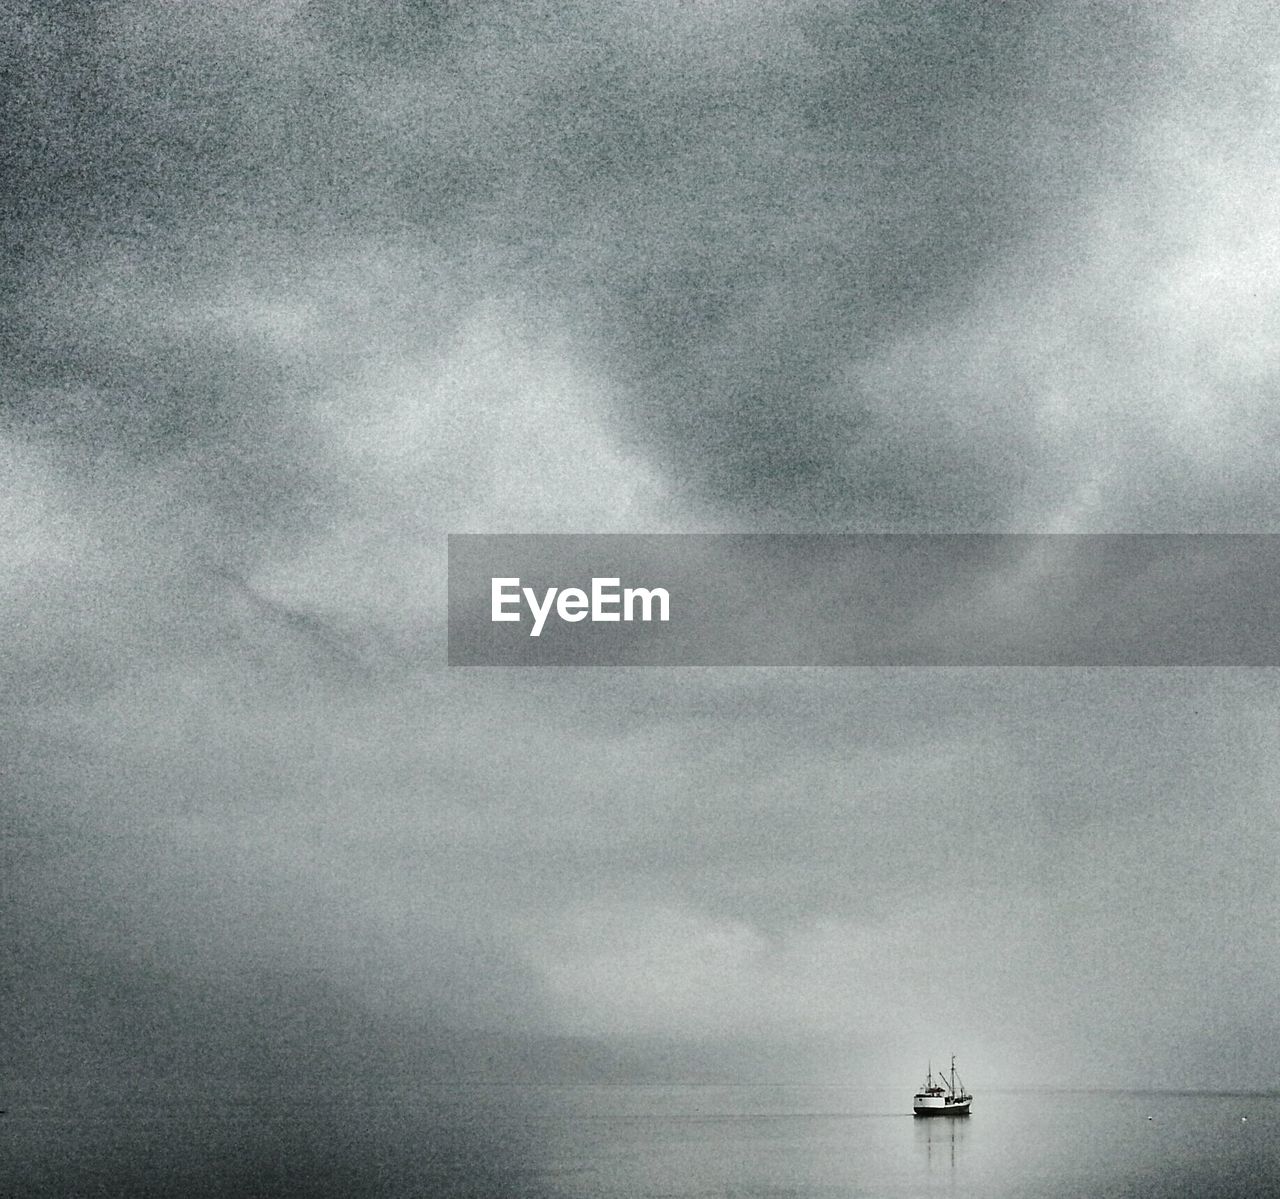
left=913, top=1055, right=971, bottom=1116
left=915, top=1101, right=967, bottom=1176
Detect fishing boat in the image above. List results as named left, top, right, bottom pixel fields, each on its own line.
left=913, top=1055, right=971, bottom=1116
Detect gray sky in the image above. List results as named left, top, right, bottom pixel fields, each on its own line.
left=5, top=0, right=1280, bottom=1188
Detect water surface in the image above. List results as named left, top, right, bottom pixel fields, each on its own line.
left=3, top=1083, right=1275, bottom=1196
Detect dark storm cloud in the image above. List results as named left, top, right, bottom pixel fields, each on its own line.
left=13, top=0, right=1271, bottom=535
left=567, top=3, right=1171, bottom=522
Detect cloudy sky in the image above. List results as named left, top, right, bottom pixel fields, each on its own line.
left=5, top=0, right=1280, bottom=1190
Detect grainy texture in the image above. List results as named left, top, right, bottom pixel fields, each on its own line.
left=3, top=1, right=1279, bottom=1192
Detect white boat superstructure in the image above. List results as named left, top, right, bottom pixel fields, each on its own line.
left=913, top=1055, right=972, bottom=1116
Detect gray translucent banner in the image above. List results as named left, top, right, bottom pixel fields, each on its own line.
left=447, top=535, right=1280, bottom=666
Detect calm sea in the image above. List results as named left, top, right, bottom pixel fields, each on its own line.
left=3, top=1084, right=1276, bottom=1196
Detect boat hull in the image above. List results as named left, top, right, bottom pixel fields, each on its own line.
left=913, top=1098, right=971, bottom=1116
